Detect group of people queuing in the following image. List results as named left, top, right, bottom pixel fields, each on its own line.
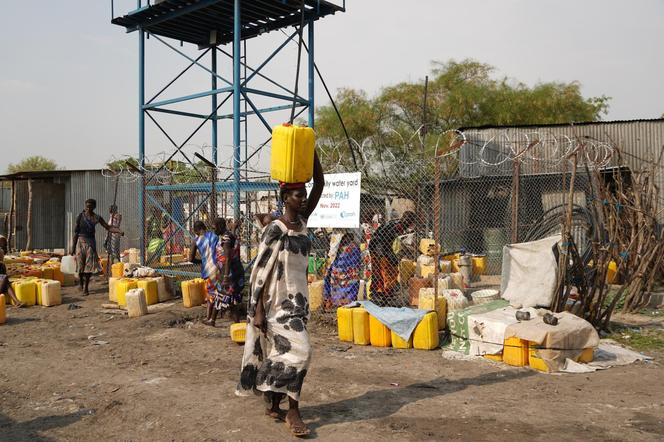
left=318, top=210, right=417, bottom=309
left=0, top=200, right=122, bottom=304
left=2, top=147, right=418, bottom=437
left=366, top=210, right=416, bottom=306
left=146, top=205, right=186, bottom=263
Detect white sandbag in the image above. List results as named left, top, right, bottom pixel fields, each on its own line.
left=123, top=263, right=139, bottom=277
left=500, top=235, right=561, bottom=308
left=467, top=306, right=528, bottom=356
left=440, top=260, right=452, bottom=273
left=132, top=266, right=157, bottom=278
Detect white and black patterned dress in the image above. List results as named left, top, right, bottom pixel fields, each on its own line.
left=236, top=219, right=312, bottom=402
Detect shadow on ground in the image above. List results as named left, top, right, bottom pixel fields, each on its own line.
left=0, top=409, right=92, bottom=442
left=301, top=369, right=536, bottom=437
left=4, top=316, right=40, bottom=325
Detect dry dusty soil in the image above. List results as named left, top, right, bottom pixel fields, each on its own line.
left=1, top=279, right=663, bottom=441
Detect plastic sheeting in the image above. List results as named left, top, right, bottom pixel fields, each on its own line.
left=500, top=235, right=561, bottom=308
left=561, top=340, right=653, bottom=373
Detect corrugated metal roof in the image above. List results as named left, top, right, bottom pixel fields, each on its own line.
left=112, top=0, right=344, bottom=47
left=459, top=118, right=664, bottom=131
left=458, top=120, right=664, bottom=182
left=0, top=169, right=102, bottom=181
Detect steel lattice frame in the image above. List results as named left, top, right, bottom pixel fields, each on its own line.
left=112, top=0, right=344, bottom=269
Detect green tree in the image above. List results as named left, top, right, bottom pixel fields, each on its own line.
left=105, top=157, right=139, bottom=173
left=315, top=59, right=610, bottom=173
left=105, top=157, right=209, bottom=186
left=170, top=160, right=210, bottom=185
left=7, top=156, right=59, bottom=173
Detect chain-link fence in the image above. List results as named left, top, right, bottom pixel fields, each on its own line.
left=308, top=129, right=617, bottom=321
left=102, top=130, right=619, bottom=324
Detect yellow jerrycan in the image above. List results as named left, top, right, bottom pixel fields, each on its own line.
left=270, top=123, right=315, bottom=183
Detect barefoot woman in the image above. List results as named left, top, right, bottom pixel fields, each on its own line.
left=72, top=199, right=123, bottom=295
left=236, top=151, right=324, bottom=437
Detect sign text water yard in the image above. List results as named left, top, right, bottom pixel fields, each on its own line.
left=305, top=172, right=361, bottom=228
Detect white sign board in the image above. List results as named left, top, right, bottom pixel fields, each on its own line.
left=305, top=172, right=361, bottom=228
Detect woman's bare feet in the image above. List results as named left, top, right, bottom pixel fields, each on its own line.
left=265, top=408, right=287, bottom=421
left=264, top=392, right=286, bottom=421
left=285, top=409, right=310, bottom=437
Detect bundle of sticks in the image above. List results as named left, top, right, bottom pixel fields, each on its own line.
left=552, top=145, right=664, bottom=331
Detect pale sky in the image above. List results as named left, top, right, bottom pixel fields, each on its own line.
left=1, top=0, right=662, bottom=172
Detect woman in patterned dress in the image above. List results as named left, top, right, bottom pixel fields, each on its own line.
left=201, top=217, right=245, bottom=326
left=323, top=232, right=362, bottom=308
left=236, top=151, right=324, bottom=437
left=187, top=220, right=221, bottom=324
left=71, top=199, right=123, bottom=295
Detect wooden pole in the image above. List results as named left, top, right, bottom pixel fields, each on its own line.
left=421, top=75, right=429, bottom=152
left=210, top=167, right=217, bottom=221
left=433, top=155, right=441, bottom=306
left=26, top=179, right=33, bottom=251
left=554, top=152, right=578, bottom=312
left=511, top=140, right=537, bottom=243
left=8, top=180, right=15, bottom=251
left=511, top=159, right=521, bottom=243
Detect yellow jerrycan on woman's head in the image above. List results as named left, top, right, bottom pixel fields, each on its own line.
left=270, top=123, right=315, bottom=184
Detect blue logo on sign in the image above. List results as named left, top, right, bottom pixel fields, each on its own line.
left=340, top=211, right=355, bottom=218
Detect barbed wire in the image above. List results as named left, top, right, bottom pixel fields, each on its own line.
left=102, top=143, right=272, bottom=183
left=102, top=129, right=619, bottom=185
left=318, top=129, right=616, bottom=176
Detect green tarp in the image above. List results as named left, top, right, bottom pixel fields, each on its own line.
left=445, top=300, right=509, bottom=354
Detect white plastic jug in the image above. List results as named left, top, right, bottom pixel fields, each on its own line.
left=60, top=255, right=76, bottom=274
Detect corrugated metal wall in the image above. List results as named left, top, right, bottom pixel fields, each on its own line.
left=8, top=171, right=140, bottom=252
left=424, top=172, right=595, bottom=274
left=13, top=180, right=65, bottom=249
left=461, top=119, right=664, bottom=199
left=0, top=183, right=11, bottom=212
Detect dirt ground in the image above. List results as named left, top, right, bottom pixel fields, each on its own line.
left=1, top=278, right=663, bottom=442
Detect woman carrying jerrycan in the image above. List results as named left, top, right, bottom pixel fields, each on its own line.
left=236, top=124, right=323, bottom=437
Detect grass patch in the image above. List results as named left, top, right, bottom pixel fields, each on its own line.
left=637, top=308, right=664, bottom=317
left=608, top=325, right=664, bottom=351
left=602, top=284, right=626, bottom=309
